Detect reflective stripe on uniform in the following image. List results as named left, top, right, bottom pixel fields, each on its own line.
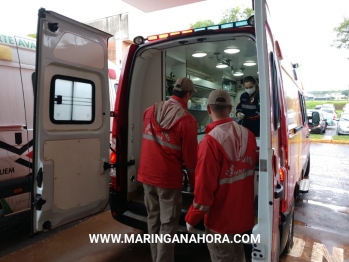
left=241, top=104, right=257, bottom=110
left=219, top=169, right=254, bottom=185
left=143, top=134, right=181, bottom=150
left=193, top=202, right=210, bottom=211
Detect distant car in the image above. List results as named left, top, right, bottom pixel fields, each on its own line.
left=307, top=110, right=327, bottom=134
left=321, top=103, right=335, bottom=110
left=314, top=105, right=322, bottom=110
left=343, top=103, right=349, bottom=112
left=321, top=111, right=335, bottom=126
left=320, top=108, right=337, bottom=120
left=337, top=112, right=349, bottom=135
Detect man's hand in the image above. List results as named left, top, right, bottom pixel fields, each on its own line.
left=237, top=112, right=245, bottom=121
left=186, top=222, right=194, bottom=233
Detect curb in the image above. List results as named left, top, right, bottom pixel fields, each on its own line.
left=310, top=139, right=349, bottom=144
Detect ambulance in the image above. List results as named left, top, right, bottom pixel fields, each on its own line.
left=32, top=1, right=310, bottom=261
left=0, top=33, right=118, bottom=223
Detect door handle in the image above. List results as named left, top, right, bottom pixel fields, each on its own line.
left=274, top=183, right=284, bottom=199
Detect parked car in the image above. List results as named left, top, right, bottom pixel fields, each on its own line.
left=314, top=105, right=322, bottom=110
left=320, top=108, right=337, bottom=120
left=319, top=110, right=335, bottom=126
left=337, top=112, right=349, bottom=135
left=343, top=103, right=349, bottom=112
left=321, top=103, right=335, bottom=110
left=307, top=110, right=327, bottom=134
left=309, top=109, right=334, bottom=125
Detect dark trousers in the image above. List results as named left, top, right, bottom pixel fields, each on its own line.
left=239, top=118, right=260, bottom=137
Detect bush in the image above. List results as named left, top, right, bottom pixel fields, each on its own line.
left=306, top=100, right=349, bottom=111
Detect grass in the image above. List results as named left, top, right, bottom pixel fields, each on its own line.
left=306, top=100, right=349, bottom=111
left=309, top=134, right=324, bottom=139
left=309, top=133, right=349, bottom=141
left=332, top=135, right=349, bottom=141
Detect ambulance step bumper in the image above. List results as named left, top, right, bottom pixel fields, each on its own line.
left=299, top=179, right=310, bottom=193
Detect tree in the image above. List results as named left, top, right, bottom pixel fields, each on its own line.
left=190, top=20, right=214, bottom=29
left=27, top=33, right=36, bottom=38
left=342, top=89, right=349, bottom=97
left=189, top=6, right=254, bottom=28
left=332, top=17, right=349, bottom=49
left=219, top=6, right=254, bottom=24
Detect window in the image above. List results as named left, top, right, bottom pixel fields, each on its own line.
left=50, top=75, right=95, bottom=124
left=270, top=52, right=280, bottom=130
left=299, top=93, right=307, bottom=125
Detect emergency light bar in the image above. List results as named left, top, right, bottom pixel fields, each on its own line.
left=133, top=16, right=254, bottom=45
left=194, top=19, right=249, bottom=32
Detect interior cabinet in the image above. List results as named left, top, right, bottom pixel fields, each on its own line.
left=165, top=50, right=238, bottom=141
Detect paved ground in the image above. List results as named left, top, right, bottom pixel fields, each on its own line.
left=1, top=210, right=348, bottom=262
left=1, top=139, right=348, bottom=261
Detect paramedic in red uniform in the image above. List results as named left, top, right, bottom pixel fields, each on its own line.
left=185, top=89, right=256, bottom=262
left=137, top=77, right=197, bottom=262
left=236, top=76, right=260, bottom=137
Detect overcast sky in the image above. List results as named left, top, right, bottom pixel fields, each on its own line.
left=1, top=0, right=349, bottom=92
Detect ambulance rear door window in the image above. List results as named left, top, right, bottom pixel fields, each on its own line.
left=50, top=75, right=95, bottom=124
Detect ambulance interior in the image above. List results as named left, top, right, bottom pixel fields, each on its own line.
left=125, top=34, right=259, bottom=229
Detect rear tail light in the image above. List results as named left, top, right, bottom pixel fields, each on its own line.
left=110, top=151, right=116, bottom=164
left=281, top=200, right=287, bottom=213
left=279, top=166, right=288, bottom=214
left=280, top=167, right=286, bottom=182
left=110, top=138, right=117, bottom=164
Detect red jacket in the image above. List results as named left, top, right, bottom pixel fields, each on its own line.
left=137, top=96, right=197, bottom=189
left=185, top=118, right=256, bottom=234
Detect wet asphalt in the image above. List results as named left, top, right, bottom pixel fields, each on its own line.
left=294, top=142, right=349, bottom=237
left=0, top=141, right=348, bottom=261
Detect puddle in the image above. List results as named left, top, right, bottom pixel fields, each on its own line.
left=298, top=199, right=349, bottom=214
left=310, top=184, right=349, bottom=194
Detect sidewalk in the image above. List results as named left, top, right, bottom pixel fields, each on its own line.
left=310, top=135, right=349, bottom=144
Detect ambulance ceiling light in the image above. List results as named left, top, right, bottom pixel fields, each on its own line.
left=214, top=52, right=232, bottom=68
left=233, top=69, right=244, bottom=76
left=192, top=52, right=207, bottom=57
left=243, top=61, right=256, bottom=66
left=216, top=63, right=228, bottom=68
left=224, top=48, right=240, bottom=54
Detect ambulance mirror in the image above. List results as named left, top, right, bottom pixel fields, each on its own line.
left=312, top=111, right=320, bottom=125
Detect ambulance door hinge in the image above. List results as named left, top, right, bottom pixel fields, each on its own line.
left=33, top=194, right=46, bottom=211
left=104, top=159, right=135, bottom=170
left=252, top=243, right=266, bottom=260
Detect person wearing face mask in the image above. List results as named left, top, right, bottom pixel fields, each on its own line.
left=236, top=76, right=260, bottom=137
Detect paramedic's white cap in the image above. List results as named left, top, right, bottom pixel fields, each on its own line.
left=208, top=89, right=231, bottom=106
left=173, top=77, right=197, bottom=92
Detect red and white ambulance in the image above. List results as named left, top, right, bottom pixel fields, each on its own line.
left=33, top=1, right=310, bottom=260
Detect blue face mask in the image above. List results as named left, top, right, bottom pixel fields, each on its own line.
left=245, top=87, right=256, bottom=95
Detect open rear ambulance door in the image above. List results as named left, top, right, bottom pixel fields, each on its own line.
left=253, top=0, right=282, bottom=261
left=32, top=9, right=112, bottom=233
